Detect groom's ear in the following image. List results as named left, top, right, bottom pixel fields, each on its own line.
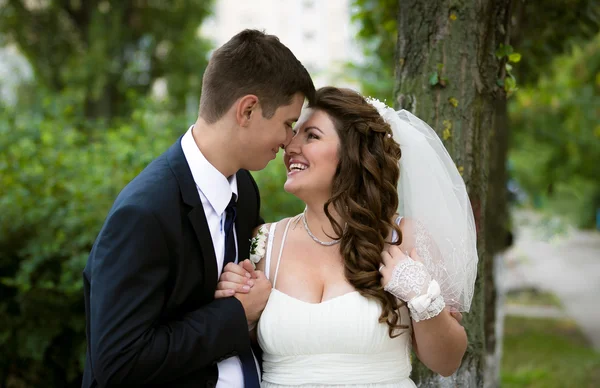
left=237, top=94, right=259, bottom=127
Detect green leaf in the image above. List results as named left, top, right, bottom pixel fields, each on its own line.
left=504, top=77, right=517, bottom=91
left=429, top=72, right=439, bottom=86
left=495, top=44, right=507, bottom=58
left=496, top=44, right=514, bottom=59
left=509, top=53, right=522, bottom=63
left=442, top=120, right=452, bottom=140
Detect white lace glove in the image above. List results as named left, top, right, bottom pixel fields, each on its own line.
left=380, top=246, right=445, bottom=322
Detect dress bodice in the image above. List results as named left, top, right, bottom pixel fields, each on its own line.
left=256, top=218, right=416, bottom=388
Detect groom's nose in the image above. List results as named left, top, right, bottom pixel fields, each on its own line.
left=283, top=135, right=300, bottom=155
left=281, top=127, right=294, bottom=148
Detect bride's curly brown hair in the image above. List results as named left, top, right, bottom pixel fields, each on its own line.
left=309, top=87, right=407, bottom=337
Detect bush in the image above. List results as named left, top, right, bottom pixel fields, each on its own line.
left=0, top=93, right=306, bottom=386
left=509, top=33, right=600, bottom=228
left=0, top=82, right=310, bottom=385
left=0, top=96, right=183, bottom=387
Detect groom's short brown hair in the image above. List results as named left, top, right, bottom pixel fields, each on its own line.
left=199, top=29, right=316, bottom=123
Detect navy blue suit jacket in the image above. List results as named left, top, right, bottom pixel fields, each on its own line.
left=82, top=138, right=263, bottom=387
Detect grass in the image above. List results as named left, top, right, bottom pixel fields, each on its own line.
left=502, top=316, right=600, bottom=387
left=505, top=288, right=563, bottom=308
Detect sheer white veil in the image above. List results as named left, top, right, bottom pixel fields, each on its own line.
left=367, top=98, right=478, bottom=312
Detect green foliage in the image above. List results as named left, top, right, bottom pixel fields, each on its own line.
left=428, top=63, right=449, bottom=88
left=346, top=0, right=398, bottom=101
left=0, top=88, right=304, bottom=386
left=0, top=0, right=214, bottom=119
left=511, top=0, right=600, bottom=86
left=495, top=44, right=522, bottom=96
left=509, top=34, right=600, bottom=227
left=349, top=1, right=600, bottom=99
left=0, top=94, right=183, bottom=386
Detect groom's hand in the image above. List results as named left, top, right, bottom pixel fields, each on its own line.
left=234, top=270, right=272, bottom=326
left=214, top=261, right=256, bottom=299
left=240, top=259, right=259, bottom=279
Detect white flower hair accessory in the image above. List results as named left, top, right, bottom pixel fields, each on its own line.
left=249, top=225, right=268, bottom=269
left=365, top=97, right=401, bottom=130
left=365, top=96, right=388, bottom=112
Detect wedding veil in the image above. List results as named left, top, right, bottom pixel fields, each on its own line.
left=367, top=98, right=479, bottom=312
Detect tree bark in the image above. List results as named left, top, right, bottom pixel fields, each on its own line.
left=394, top=0, right=512, bottom=386
left=482, top=96, right=511, bottom=388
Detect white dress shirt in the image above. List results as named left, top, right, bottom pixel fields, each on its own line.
left=181, top=127, right=253, bottom=388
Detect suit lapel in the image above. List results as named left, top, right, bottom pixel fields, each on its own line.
left=188, top=207, right=218, bottom=295
left=167, top=138, right=259, bottom=297
left=167, top=138, right=218, bottom=298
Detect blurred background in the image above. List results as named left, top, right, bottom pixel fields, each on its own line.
left=0, top=0, right=598, bottom=387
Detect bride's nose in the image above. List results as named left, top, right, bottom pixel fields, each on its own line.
left=282, top=126, right=295, bottom=148
left=284, top=135, right=301, bottom=155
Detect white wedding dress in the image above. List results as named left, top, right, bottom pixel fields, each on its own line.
left=257, top=219, right=417, bottom=388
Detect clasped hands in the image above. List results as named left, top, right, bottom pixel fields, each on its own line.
left=214, top=259, right=272, bottom=329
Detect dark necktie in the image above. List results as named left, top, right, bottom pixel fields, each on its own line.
left=222, top=193, right=260, bottom=388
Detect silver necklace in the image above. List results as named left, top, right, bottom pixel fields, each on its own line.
left=302, top=208, right=341, bottom=246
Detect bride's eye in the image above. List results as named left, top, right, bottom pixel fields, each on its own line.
left=307, top=132, right=319, bottom=140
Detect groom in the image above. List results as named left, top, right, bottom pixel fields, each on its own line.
left=82, top=29, right=315, bottom=388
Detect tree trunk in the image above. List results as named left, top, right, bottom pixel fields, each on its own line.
left=482, top=97, right=511, bottom=388
left=394, top=0, right=512, bottom=386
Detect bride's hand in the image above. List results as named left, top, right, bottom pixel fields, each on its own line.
left=449, top=309, right=463, bottom=323
left=214, top=259, right=257, bottom=299
left=379, top=245, right=445, bottom=322
left=379, top=245, right=431, bottom=302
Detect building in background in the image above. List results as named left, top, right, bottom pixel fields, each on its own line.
left=200, top=0, right=362, bottom=89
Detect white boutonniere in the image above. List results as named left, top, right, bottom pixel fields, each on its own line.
left=249, top=225, right=268, bottom=269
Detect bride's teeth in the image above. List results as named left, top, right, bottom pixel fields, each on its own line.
left=289, top=163, right=307, bottom=171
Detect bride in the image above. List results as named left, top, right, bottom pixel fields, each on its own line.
left=216, top=86, right=478, bottom=387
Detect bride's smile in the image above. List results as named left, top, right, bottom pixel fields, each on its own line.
left=283, top=109, right=340, bottom=200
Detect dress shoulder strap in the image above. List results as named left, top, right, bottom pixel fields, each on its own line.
left=264, top=222, right=278, bottom=281
left=272, top=216, right=297, bottom=288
